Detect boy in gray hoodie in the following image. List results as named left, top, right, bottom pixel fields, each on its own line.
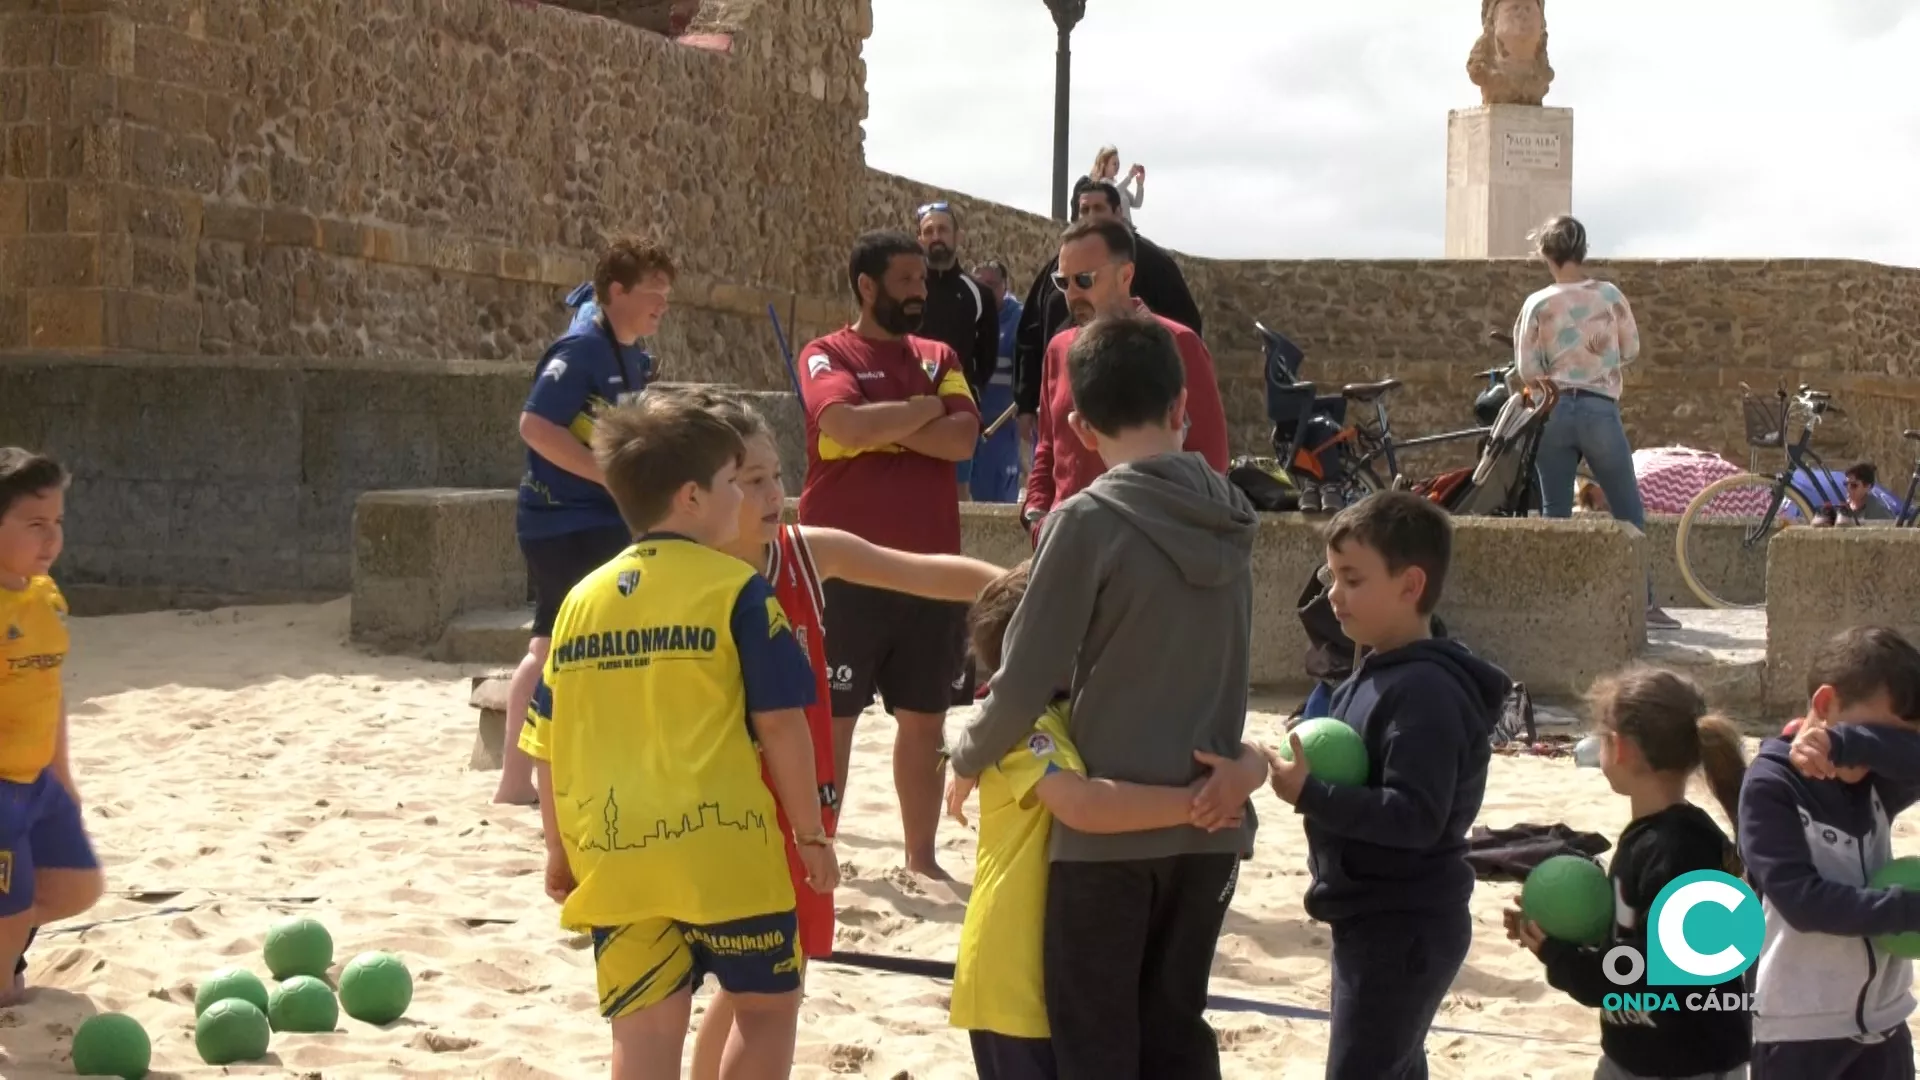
left=946, top=311, right=1262, bottom=1080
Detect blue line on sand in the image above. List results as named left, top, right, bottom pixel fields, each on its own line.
left=819, top=950, right=1593, bottom=1048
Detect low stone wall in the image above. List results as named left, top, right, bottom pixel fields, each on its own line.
left=1765, top=529, right=1920, bottom=713
left=351, top=489, right=1646, bottom=697
left=1646, top=515, right=1767, bottom=609
left=351, top=489, right=526, bottom=653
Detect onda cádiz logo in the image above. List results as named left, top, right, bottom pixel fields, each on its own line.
left=1602, top=870, right=1765, bottom=1015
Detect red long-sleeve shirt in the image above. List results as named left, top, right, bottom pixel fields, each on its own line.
left=1022, top=309, right=1230, bottom=521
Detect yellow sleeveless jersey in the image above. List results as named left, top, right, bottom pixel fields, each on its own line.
left=0, top=576, right=68, bottom=784
left=519, top=535, right=817, bottom=930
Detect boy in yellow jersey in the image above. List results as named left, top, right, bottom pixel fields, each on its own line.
left=518, top=398, right=834, bottom=1080
left=0, top=450, right=105, bottom=1005
left=945, top=562, right=1268, bottom=1079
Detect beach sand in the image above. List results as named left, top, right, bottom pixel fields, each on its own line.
left=5, top=598, right=1915, bottom=1077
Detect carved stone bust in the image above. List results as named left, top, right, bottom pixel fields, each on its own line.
left=1467, top=0, right=1554, bottom=107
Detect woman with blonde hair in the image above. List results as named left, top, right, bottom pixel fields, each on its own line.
left=1088, top=145, right=1145, bottom=220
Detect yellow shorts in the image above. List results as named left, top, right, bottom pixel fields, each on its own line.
left=591, top=909, right=804, bottom=1020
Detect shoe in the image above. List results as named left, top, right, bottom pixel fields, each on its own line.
left=1645, top=606, right=1682, bottom=630
left=1298, top=484, right=1321, bottom=513
left=1321, top=485, right=1348, bottom=512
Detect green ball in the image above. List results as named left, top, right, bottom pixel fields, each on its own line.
left=267, top=975, right=339, bottom=1033
left=263, top=917, right=334, bottom=980
left=1869, top=856, right=1920, bottom=957
left=193, top=966, right=268, bottom=1017
left=194, top=998, right=271, bottom=1066
left=1279, top=717, right=1370, bottom=786
left=1523, top=855, right=1614, bottom=946
left=70, top=1012, right=151, bottom=1078
left=338, top=951, right=412, bottom=1025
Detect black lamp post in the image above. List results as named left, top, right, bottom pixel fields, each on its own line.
left=1044, top=0, right=1087, bottom=221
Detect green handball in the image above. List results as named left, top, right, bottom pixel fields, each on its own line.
left=70, top=1012, right=151, bottom=1078
left=1523, top=855, right=1613, bottom=946
left=338, top=951, right=413, bottom=1025
left=195, top=998, right=271, bottom=1065
left=263, top=917, right=334, bottom=980
left=193, top=966, right=268, bottom=1016
left=268, top=975, right=340, bottom=1033
left=1278, top=717, right=1371, bottom=787
left=1869, top=856, right=1920, bottom=958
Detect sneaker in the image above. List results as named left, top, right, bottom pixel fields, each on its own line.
left=1645, top=606, right=1682, bottom=630
left=1321, top=485, right=1347, bottom=512
left=1298, top=484, right=1321, bottom=513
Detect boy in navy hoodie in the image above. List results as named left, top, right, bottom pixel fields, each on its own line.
left=1265, top=492, right=1511, bottom=1080
left=1739, top=625, right=1920, bottom=1080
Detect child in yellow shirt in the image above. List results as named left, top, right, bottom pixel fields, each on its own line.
left=0, top=450, right=105, bottom=1004
left=516, top=400, right=832, bottom=1080
left=944, top=562, right=1268, bottom=1078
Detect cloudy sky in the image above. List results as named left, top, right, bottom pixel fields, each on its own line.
left=862, top=0, right=1920, bottom=265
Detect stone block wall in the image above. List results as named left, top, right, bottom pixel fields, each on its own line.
left=0, top=354, right=527, bottom=604
left=1765, top=528, right=1920, bottom=712
left=0, top=0, right=872, bottom=379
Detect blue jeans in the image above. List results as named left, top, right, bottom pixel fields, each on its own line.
left=1534, top=392, right=1653, bottom=605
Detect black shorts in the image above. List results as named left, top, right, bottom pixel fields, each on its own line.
left=969, top=1031, right=1058, bottom=1080
left=520, top=525, right=632, bottom=637
left=822, top=580, right=971, bottom=717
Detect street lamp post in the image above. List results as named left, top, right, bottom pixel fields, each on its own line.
left=1044, top=0, right=1086, bottom=221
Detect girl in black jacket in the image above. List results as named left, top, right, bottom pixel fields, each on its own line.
left=1504, top=667, right=1752, bottom=1080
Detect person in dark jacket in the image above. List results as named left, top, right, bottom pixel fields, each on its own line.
left=1264, top=491, right=1510, bottom=1080
left=1012, top=179, right=1202, bottom=442
left=1738, top=626, right=1920, bottom=1080
left=915, top=202, right=999, bottom=500
left=1506, top=667, right=1752, bottom=1080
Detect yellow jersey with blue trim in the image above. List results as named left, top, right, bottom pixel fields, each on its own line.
left=518, top=534, right=817, bottom=930
left=949, top=703, right=1083, bottom=1039
left=0, top=576, right=68, bottom=784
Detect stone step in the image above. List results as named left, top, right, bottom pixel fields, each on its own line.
left=439, top=607, right=533, bottom=666
left=1638, top=607, right=1768, bottom=714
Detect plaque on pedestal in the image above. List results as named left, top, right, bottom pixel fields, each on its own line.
left=1444, top=105, right=1573, bottom=258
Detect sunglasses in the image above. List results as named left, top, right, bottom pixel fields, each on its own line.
left=915, top=201, right=952, bottom=223
left=1051, top=268, right=1105, bottom=292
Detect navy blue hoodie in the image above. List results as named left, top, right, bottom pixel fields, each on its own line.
left=1297, top=638, right=1511, bottom=922
left=1739, top=726, right=1920, bottom=1043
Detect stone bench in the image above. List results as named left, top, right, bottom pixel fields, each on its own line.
left=351, top=487, right=1648, bottom=698
left=350, top=489, right=526, bottom=654
left=468, top=671, right=514, bottom=771
left=1765, top=528, right=1920, bottom=713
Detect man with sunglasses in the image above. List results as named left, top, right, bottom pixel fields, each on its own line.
left=913, top=202, right=1001, bottom=502
left=1021, top=217, right=1229, bottom=541
left=1012, top=179, right=1203, bottom=449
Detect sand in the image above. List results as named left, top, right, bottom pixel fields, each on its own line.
left=5, top=598, right=1916, bottom=1077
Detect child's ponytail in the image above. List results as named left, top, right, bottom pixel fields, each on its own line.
left=1694, top=712, right=1748, bottom=830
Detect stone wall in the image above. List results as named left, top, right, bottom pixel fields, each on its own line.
left=1765, top=529, right=1920, bottom=713
left=0, top=0, right=872, bottom=382
left=0, top=354, right=526, bottom=606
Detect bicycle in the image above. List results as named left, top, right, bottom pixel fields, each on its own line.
left=1673, top=383, right=1861, bottom=609
left=1258, top=322, right=1508, bottom=506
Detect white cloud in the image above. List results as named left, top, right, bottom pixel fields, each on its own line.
left=862, top=0, right=1920, bottom=265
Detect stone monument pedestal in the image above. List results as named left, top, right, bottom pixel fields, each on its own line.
left=1445, top=105, right=1573, bottom=258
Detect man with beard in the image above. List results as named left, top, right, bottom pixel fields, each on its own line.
left=1022, top=216, right=1229, bottom=540
left=1013, top=179, right=1203, bottom=446
left=912, top=203, right=999, bottom=502
left=796, top=230, right=982, bottom=879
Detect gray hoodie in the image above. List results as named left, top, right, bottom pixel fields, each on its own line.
left=949, top=451, right=1259, bottom=862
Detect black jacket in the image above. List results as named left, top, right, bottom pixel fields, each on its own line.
left=1538, top=803, right=1752, bottom=1077
left=1298, top=638, right=1510, bottom=921
left=920, top=264, right=1000, bottom=396
left=1012, top=232, right=1203, bottom=415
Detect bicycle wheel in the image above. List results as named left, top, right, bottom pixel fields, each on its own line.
left=1675, top=473, right=1813, bottom=609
